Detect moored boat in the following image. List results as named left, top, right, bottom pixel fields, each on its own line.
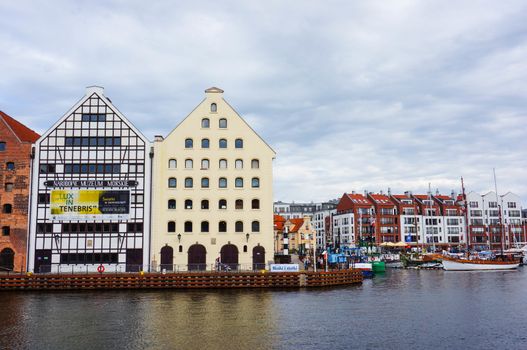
left=441, top=256, right=519, bottom=271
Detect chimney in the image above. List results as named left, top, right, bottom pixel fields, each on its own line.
left=86, top=85, right=104, bottom=96
left=364, top=190, right=368, bottom=197
left=154, top=135, right=164, bottom=142
left=352, top=191, right=356, bottom=195
left=451, top=190, right=456, bottom=199
left=388, top=188, right=391, bottom=196
left=380, top=190, right=384, bottom=195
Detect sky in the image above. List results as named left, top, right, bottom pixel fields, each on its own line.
left=1, top=1, right=526, bottom=205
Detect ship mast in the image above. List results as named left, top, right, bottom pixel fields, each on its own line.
left=493, top=168, right=504, bottom=256
left=461, top=177, right=470, bottom=251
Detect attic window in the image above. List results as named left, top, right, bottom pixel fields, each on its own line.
left=211, top=103, right=217, bottom=113
left=219, top=118, right=227, bottom=128
left=0, top=142, right=5, bottom=151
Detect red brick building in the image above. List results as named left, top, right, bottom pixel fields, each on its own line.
left=0, top=111, right=40, bottom=272
left=367, top=193, right=399, bottom=243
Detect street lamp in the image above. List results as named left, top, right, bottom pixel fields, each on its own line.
left=246, top=233, right=250, bottom=242
left=177, top=233, right=181, bottom=243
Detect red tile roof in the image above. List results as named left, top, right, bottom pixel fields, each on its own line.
left=274, top=215, right=286, bottom=230
left=346, top=194, right=373, bottom=205
left=289, top=218, right=304, bottom=233
left=369, top=194, right=394, bottom=205
left=0, top=111, right=40, bottom=142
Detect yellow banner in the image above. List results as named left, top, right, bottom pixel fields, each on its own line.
left=50, top=190, right=103, bottom=215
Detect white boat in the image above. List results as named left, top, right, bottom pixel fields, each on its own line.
left=352, top=262, right=372, bottom=271
left=442, top=257, right=519, bottom=271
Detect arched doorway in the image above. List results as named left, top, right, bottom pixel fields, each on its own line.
left=252, top=246, right=266, bottom=270
left=0, top=248, right=15, bottom=271
left=220, top=244, right=238, bottom=271
left=188, top=244, right=206, bottom=271
left=160, top=245, right=174, bottom=271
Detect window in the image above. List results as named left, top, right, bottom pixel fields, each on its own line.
left=235, top=177, right=243, bottom=188
left=168, top=221, right=176, bottom=232
left=6, top=162, right=14, bottom=170
left=168, top=199, right=176, bottom=209
left=0, top=142, right=5, bottom=151
left=185, top=199, right=193, bottom=209
left=201, top=138, right=210, bottom=148
left=235, top=221, right=244, bottom=232
left=235, top=159, right=243, bottom=169
left=1, top=226, right=10, bottom=236
left=211, top=103, right=217, bottom=113
left=251, top=159, right=259, bottom=169
left=168, top=159, right=177, bottom=168
left=219, top=199, right=227, bottom=209
left=131, top=194, right=144, bottom=204
left=5, top=183, right=14, bottom=192
left=38, top=193, right=50, bottom=204
left=65, top=137, right=120, bottom=147
left=64, top=163, right=120, bottom=174
left=243, top=245, right=248, bottom=253
left=235, top=199, right=243, bottom=210
left=201, top=177, right=209, bottom=188
left=488, top=201, right=498, bottom=208
left=185, top=177, right=193, bottom=188
left=81, top=113, right=106, bottom=122
left=2, top=204, right=13, bottom=214
left=128, top=164, right=144, bottom=173
left=201, top=200, right=209, bottom=210
left=219, top=221, right=227, bottom=233
left=252, top=178, right=260, bottom=188
left=219, top=139, right=227, bottom=148
left=219, top=159, right=227, bottom=169
left=184, top=221, right=193, bottom=233
left=219, top=177, right=227, bottom=188
left=235, top=139, right=243, bottom=148
left=185, top=159, right=193, bottom=169
left=201, top=221, right=209, bottom=233
left=219, top=118, right=227, bottom=128
left=252, top=221, right=260, bottom=232
left=185, top=138, right=193, bottom=148
left=168, top=178, right=177, bottom=188
left=201, top=118, right=210, bottom=128
left=39, top=164, right=56, bottom=174
left=252, top=199, right=260, bottom=209
left=201, top=159, right=209, bottom=169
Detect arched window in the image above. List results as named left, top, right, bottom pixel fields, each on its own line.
left=219, top=118, right=227, bottom=128
left=185, top=138, right=193, bottom=148
left=252, top=178, right=260, bottom=188
left=201, top=118, right=210, bottom=128
left=219, top=221, right=227, bottom=233
left=252, top=221, right=260, bottom=232
left=201, top=138, right=210, bottom=148
left=219, top=139, right=227, bottom=148
left=201, top=159, right=209, bottom=169
left=168, top=178, right=177, bottom=188
left=185, top=177, right=193, bottom=188
left=211, top=103, right=217, bottom=113
left=235, top=139, right=243, bottom=148
left=252, top=199, right=260, bottom=209
left=235, top=159, right=243, bottom=169
left=167, top=221, right=176, bottom=232
left=201, top=200, right=209, bottom=210
left=219, top=199, right=227, bottom=209
left=235, top=177, right=243, bottom=188
left=201, top=177, right=209, bottom=188
left=251, top=159, right=259, bottom=169
left=201, top=221, right=209, bottom=233
left=219, top=177, right=227, bottom=188
left=219, top=159, right=227, bottom=169
left=2, top=204, right=13, bottom=214
left=179, top=245, right=183, bottom=253
left=185, top=199, right=193, bottom=209
left=235, top=199, right=243, bottom=209
left=168, top=159, right=177, bottom=168
left=184, top=221, right=193, bottom=233
left=168, top=199, right=176, bottom=209
left=185, top=159, right=193, bottom=169
left=235, top=221, right=244, bottom=232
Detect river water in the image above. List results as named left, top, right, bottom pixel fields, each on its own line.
left=1, top=268, right=526, bottom=350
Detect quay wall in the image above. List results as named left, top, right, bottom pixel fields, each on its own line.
left=0, top=269, right=362, bottom=291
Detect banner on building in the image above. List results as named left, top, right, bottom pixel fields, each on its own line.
left=50, top=190, right=130, bottom=220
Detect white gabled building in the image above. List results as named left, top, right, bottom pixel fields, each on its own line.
left=28, top=87, right=151, bottom=273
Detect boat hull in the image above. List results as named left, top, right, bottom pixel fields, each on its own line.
left=442, top=259, right=519, bottom=271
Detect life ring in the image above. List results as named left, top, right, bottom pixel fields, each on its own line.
left=97, top=265, right=105, bottom=273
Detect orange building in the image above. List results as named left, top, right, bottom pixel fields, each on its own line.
left=0, top=111, right=40, bottom=272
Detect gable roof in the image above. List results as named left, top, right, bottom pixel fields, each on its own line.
left=369, top=194, right=394, bottom=205
left=288, top=218, right=305, bottom=233
left=274, top=215, right=286, bottom=230
left=0, top=111, right=40, bottom=142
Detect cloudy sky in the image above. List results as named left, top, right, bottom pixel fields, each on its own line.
left=1, top=1, right=526, bottom=204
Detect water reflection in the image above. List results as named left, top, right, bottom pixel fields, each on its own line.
left=1, top=269, right=526, bottom=350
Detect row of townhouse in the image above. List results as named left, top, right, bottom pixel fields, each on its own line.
left=328, top=190, right=525, bottom=251
left=1, top=86, right=275, bottom=273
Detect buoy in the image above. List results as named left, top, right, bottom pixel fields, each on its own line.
left=97, top=265, right=105, bottom=273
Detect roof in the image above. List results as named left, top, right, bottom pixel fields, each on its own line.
left=369, top=194, right=394, bottom=205
left=346, top=193, right=373, bottom=205
left=205, top=86, right=224, bottom=93
left=0, top=111, right=40, bottom=143
left=435, top=195, right=452, bottom=200
left=274, top=215, right=286, bottom=230
left=288, top=218, right=305, bottom=233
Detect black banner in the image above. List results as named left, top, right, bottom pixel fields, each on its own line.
left=45, top=180, right=138, bottom=188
